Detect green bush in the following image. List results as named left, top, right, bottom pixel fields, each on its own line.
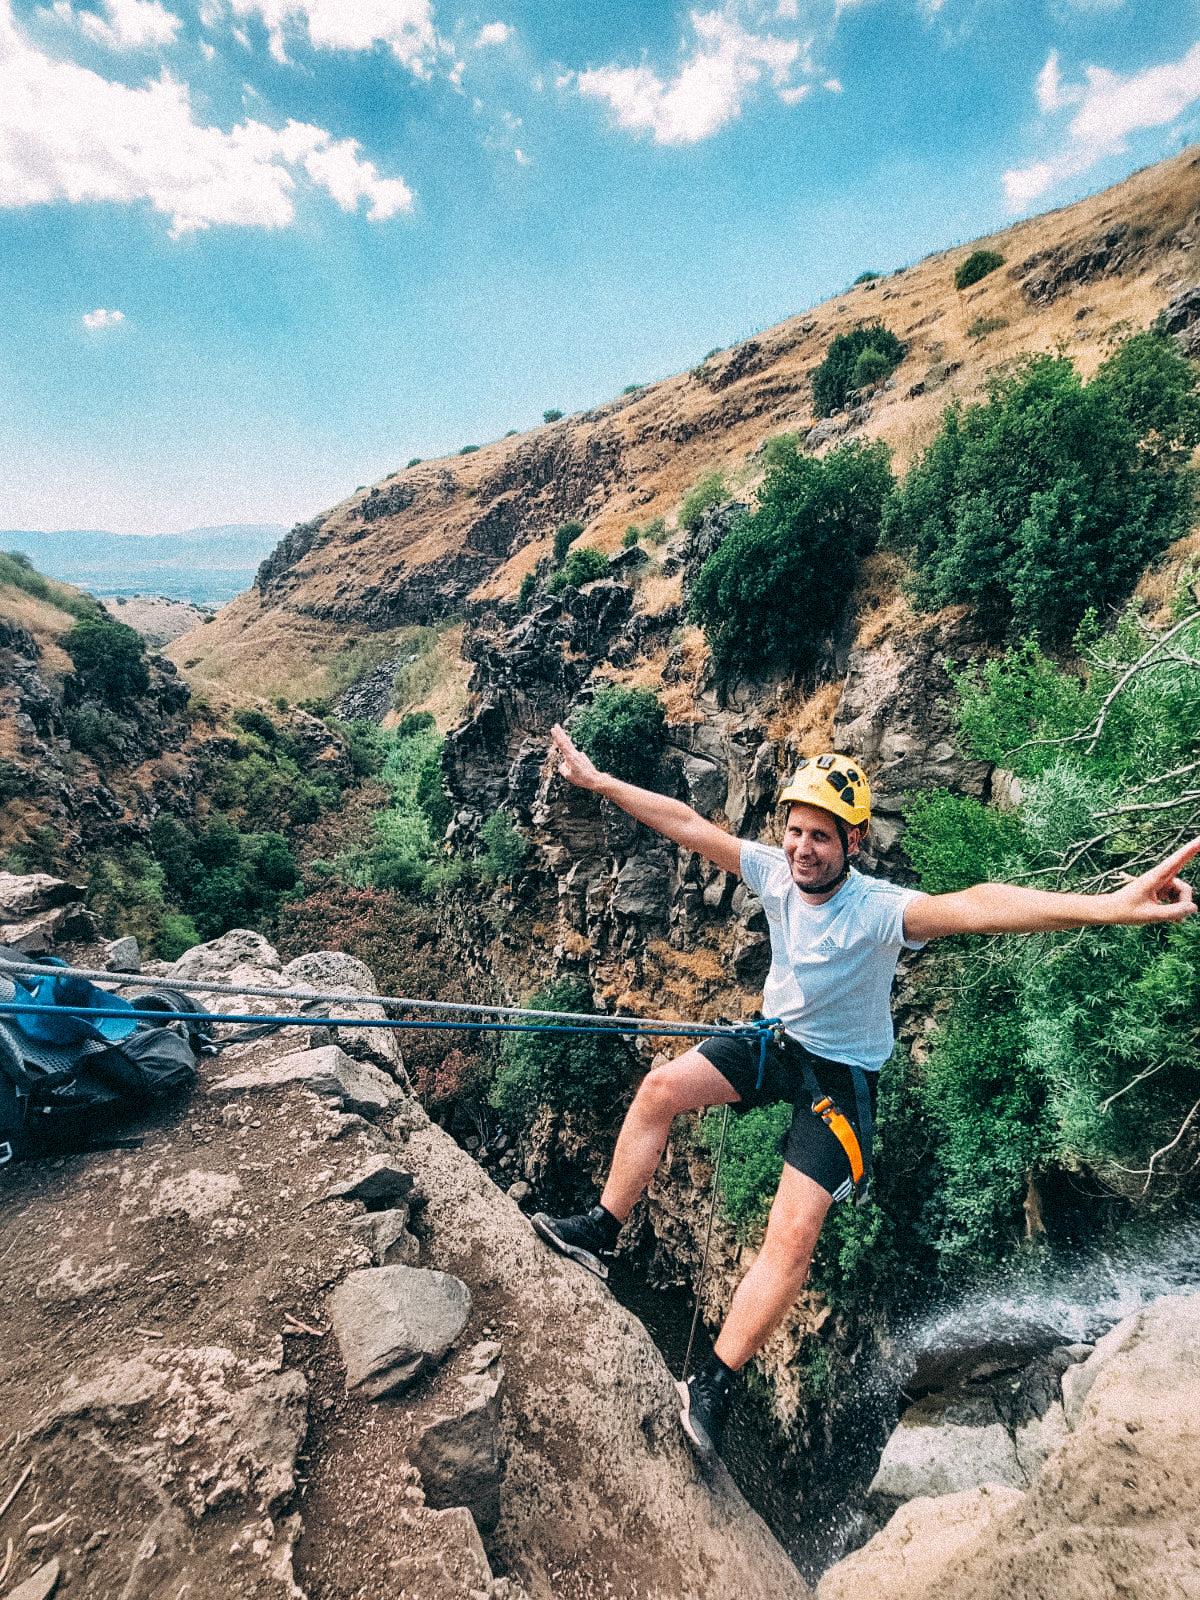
left=233, top=708, right=278, bottom=743
left=63, top=617, right=149, bottom=704
left=853, top=270, right=881, bottom=284
left=158, top=913, right=201, bottom=960
left=902, top=790, right=1025, bottom=895
left=642, top=516, right=668, bottom=544
left=545, top=570, right=568, bottom=596
left=967, top=316, right=1009, bottom=338
left=490, top=976, right=627, bottom=1125
left=621, top=525, right=640, bottom=548
left=696, top=1102, right=791, bottom=1239
left=851, top=347, right=894, bottom=391
left=561, top=547, right=608, bottom=587
left=397, top=710, right=436, bottom=738
left=459, top=444, right=480, bottom=455
left=679, top=472, right=727, bottom=533
left=543, top=409, right=563, bottom=423
left=517, top=571, right=537, bottom=612
left=64, top=702, right=127, bottom=757
left=622, top=384, right=644, bottom=395
left=406, top=457, right=422, bottom=468
left=481, top=809, right=527, bottom=882
left=689, top=437, right=893, bottom=678
left=955, top=249, right=1005, bottom=291
left=553, top=521, right=585, bottom=564
left=760, top=433, right=801, bottom=470
left=569, top=685, right=666, bottom=788
left=881, top=339, right=1200, bottom=645
left=812, top=324, right=904, bottom=417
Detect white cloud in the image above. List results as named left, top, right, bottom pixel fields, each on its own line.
left=513, top=145, right=530, bottom=163
left=0, top=0, right=414, bottom=233
left=228, top=0, right=441, bottom=76
left=822, top=75, right=841, bottom=91
left=775, top=0, right=797, bottom=16
left=1005, top=39, right=1200, bottom=208
left=82, top=306, right=124, bottom=327
left=575, top=6, right=803, bottom=145
left=76, top=0, right=180, bottom=47
left=474, top=20, right=510, bottom=48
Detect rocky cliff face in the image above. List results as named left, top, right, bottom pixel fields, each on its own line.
left=0, top=929, right=809, bottom=1600
left=0, top=611, right=193, bottom=863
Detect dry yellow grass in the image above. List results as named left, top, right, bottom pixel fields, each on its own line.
left=639, top=571, right=684, bottom=616
left=173, top=147, right=1200, bottom=700
left=0, top=585, right=78, bottom=680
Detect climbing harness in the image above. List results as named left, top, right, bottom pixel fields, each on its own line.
left=796, top=1054, right=874, bottom=1207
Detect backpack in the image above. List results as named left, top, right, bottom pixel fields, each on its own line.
left=0, top=950, right=205, bottom=1166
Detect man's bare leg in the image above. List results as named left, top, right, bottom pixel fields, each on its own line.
left=679, top=1164, right=832, bottom=1465
left=600, top=1049, right=741, bottom=1222
left=713, top=1163, right=832, bottom=1369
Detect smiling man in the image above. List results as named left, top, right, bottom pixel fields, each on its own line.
left=530, top=723, right=1200, bottom=1467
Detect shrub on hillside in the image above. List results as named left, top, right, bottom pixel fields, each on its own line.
left=490, top=976, right=627, bottom=1125
left=955, top=249, right=1005, bottom=291
left=881, top=337, right=1200, bottom=645
left=622, top=525, right=640, bottom=548
left=517, top=571, right=537, bottom=612
left=568, top=685, right=666, bottom=788
left=543, top=409, right=564, bottom=423
left=481, top=809, right=527, bottom=882
left=562, top=547, right=608, bottom=587
left=63, top=617, right=149, bottom=704
left=552, top=521, right=585, bottom=564
left=234, top=708, right=278, bottom=744
left=689, top=437, right=893, bottom=678
left=679, top=472, right=727, bottom=533
left=812, top=324, right=904, bottom=416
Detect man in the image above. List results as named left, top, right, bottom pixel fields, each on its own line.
left=530, top=723, right=1200, bottom=1466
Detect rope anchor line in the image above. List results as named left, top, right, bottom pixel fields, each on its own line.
left=0, top=961, right=766, bottom=1039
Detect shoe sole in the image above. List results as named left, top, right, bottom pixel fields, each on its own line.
left=530, top=1212, right=609, bottom=1281
left=676, top=1379, right=718, bottom=1466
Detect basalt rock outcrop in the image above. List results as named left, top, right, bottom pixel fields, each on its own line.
left=1, top=928, right=810, bottom=1600
left=818, top=1292, right=1200, bottom=1600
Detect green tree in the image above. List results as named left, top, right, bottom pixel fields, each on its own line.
left=679, top=472, right=727, bottom=533
left=553, top=521, right=585, bottom=564
left=954, top=249, right=1005, bottom=291
left=490, top=976, right=627, bottom=1124
left=63, top=617, right=150, bottom=704
left=689, top=437, right=893, bottom=677
left=569, top=686, right=666, bottom=788
left=481, top=809, right=527, bottom=881
left=812, top=324, right=904, bottom=416
left=881, top=340, right=1200, bottom=645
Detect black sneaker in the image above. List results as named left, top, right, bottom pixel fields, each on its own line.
left=677, top=1367, right=731, bottom=1466
left=530, top=1209, right=613, bottom=1279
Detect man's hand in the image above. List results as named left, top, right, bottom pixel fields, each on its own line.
left=551, top=724, right=603, bottom=792
left=905, top=833, right=1200, bottom=942
left=1104, top=836, right=1200, bottom=926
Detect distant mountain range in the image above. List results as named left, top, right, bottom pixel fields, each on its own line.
left=0, top=524, right=288, bottom=606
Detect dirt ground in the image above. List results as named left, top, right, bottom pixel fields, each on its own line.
left=0, top=1021, right=508, bottom=1600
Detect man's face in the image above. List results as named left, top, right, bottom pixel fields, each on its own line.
left=783, top=803, right=860, bottom=895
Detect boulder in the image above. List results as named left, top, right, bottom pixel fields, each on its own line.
left=0, top=873, right=85, bottom=919
left=868, top=1394, right=1025, bottom=1502
left=104, top=935, right=141, bottom=973
left=816, top=1486, right=1026, bottom=1600
left=280, top=951, right=407, bottom=1078
left=169, top=929, right=283, bottom=981
left=347, top=1206, right=420, bottom=1266
left=6, top=1560, right=61, bottom=1600
left=611, top=852, right=670, bottom=920
left=208, top=1045, right=404, bottom=1117
left=681, top=755, right=726, bottom=818
left=322, top=1153, right=416, bottom=1206
left=411, top=1340, right=506, bottom=1532
left=327, top=1265, right=471, bottom=1399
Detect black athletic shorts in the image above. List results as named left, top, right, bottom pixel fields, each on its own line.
left=696, top=1032, right=878, bottom=1203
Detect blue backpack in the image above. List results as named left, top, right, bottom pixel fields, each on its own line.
left=0, top=950, right=206, bottom=1166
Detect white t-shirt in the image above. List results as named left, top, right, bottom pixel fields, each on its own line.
left=739, top=843, right=927, bottom=1072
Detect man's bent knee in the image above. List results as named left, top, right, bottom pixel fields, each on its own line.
left=632, top=1050, right=738, bottom=1123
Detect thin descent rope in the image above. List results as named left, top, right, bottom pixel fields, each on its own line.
left=682, top=1103, right=730, bottom=1384
left=0, top=1001, right=742, bottom=1040
left=1, top=961, right=758, bottom=1037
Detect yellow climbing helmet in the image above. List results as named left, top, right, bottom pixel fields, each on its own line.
left=778, top=754, right=871, bottom=833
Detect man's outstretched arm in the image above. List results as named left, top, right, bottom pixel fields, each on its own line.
left=905, top=836, right=1200, bottom=942
left=551, top=724, right=744, bottom=876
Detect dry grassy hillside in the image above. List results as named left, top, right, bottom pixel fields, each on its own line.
left=170, top=147, right=1200, bottom=706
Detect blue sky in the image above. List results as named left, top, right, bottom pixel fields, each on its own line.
left=1, top=0, right=1198, bottom=537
